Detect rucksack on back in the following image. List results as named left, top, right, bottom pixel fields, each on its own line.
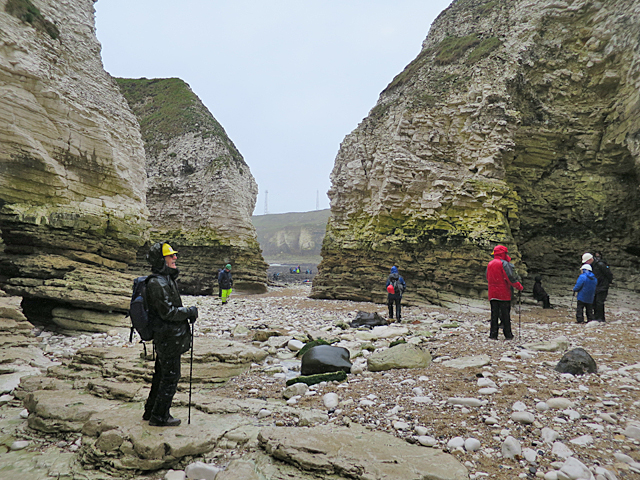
left=127, top=275, right=154, bottom=342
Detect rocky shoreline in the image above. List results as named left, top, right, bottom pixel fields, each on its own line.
left=0, top=285, right=638, bottom=479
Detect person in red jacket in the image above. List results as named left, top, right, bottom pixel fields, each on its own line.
left=486, top=245, right=523, bottom=340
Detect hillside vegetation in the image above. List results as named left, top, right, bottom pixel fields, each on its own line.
left=252, top=209, right=330, bottom=263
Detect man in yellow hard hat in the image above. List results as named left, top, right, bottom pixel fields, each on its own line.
left=143, top=242, right=198, bottom=427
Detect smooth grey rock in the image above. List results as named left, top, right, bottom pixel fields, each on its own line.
left=447, top=436, right=465, bottom=449
left=441, top=355, right=490, bottom=369
left=555, top=348, right=597, bottom=375
left=288, top=339, right=304, bottom=351
left=165, top=470, right=187, bottom=480
left=415, top=426, right=428, bottom=436
left=542, top=427, right=560, bottom=443
left=523, top=448, right=538, bottom=464
left=367, top=343, right=431, bottom=372
left=185, top=461, right=221, bottom=480
left=569, top=435, right=593, bottom=446
left=465, top=438, right=481, bottom=452
left=511, top=411, right=535, bottom=424
left=258, top=424, right=468, bottom=479
left=536, top=401, right=550, bottom=411
left=447, top=397, right=486, bottom=407
left=10, top=440, right=30, bottom=451
left=283, top=383, right=309, bottom=399
left=623, top=421, right=640, bottom=440
left=560, top=457, right=595, bottom=480
left=323, top=392, right=339, bottom=409
left=551, top=441, right=573, bottom=459
left=613, top=452, right=634, bottom=464
left=523, top=336, right=569, bottom=352
left=547, top=398, right=574, bottom=409
left=502, top=436, right=521, bottom=459
left=418, top=435, right=438, bottom=447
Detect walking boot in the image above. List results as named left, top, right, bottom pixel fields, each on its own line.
left=149, top=415, right=181, bottom=427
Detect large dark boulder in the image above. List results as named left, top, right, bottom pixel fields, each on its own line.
left=350, top=311, right=389, bottom=329
left=555, top=348, right=597, bottom=375
left=301, top=345, right=352, bottom=376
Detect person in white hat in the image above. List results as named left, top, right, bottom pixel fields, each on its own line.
left=572, top=263, right=597, bottom=324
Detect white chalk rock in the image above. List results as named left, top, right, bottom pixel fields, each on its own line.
left=502, top=436, right=521, bottom=459
left=323, top=392, right=339, bottom=409
left=185, top=461, right=221, bottom=480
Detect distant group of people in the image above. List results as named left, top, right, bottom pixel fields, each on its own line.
left=386, top=245, right=615, bottom=341
left=572, top=251, right=613, bottom=323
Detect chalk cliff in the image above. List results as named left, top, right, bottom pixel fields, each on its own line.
left=0, top=0, right=149, bottom=330
left=117, top=78, right=268, bottom=294
left=312, top=0, right=640, bottom=307
left=252, top=209, right=330, bottom=263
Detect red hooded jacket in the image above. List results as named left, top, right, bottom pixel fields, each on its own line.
left=487, top=245, right=523, bottom=301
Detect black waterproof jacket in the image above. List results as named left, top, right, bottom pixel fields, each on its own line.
left=146, top=243, right=191, bottom=356
left=592, top=258, right=613, bottom=293
left=218, top=269, right=233, bottom=289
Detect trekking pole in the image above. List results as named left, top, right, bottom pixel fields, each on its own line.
left=570, top=291, right=575, bottom=320
left=518, top=291, right=522, bottom=343
left=188, top=321, right=194, bottom=425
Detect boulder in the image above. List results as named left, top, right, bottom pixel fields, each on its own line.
left=300, top=345, right=352, bottom=375
left=442, top=355, right=490, bottom=369
left=554, top=347, right=597, bottom=375
left=523, top=336, right=569, bottom=352
left=350, top=311, right=389, bottom=328
left=367, top=344, right=431, bottom=372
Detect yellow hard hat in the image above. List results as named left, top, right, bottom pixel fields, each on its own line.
left=162, top=243, right=178, bottom=256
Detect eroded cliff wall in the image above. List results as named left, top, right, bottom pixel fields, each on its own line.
left=312, top=0, right=640, bottom=307
left=0, top=0, right=149, bottom=330
left=116, top=78, right=268, bottom=294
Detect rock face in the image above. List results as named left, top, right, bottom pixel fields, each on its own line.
left=252, top=209, right=330, bottom=263
left=116, top=78, right=267, bottom=294
left=312, top=0, right=640, bottom=307
left=0, top=0, right=149, bottom=329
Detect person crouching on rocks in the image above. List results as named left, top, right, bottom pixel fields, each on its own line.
left=533, top=275, right=552, bottom=309
left=573, top=263, right=597, bottom=324
left=386, top=266, right=406, bottom=322
left=487, top=245, right=523, bottom=340
left=218, top=264, right=233, bottom=305
left=143, top=242, right=198, bottom=427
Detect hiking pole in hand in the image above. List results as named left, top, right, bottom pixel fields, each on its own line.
left=518, top=291, right=522, bottom=343
left=188, top=321, right=194, bottom=425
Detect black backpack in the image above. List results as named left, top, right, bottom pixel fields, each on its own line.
left=127, top=275, right=156, bottom=342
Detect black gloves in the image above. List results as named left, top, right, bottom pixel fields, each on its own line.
left=188, top=306, right=199, bottom=323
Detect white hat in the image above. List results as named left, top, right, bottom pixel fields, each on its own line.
left=581, top=264, right=592, bottom=271
left=581, top=253, right=593, bottom=263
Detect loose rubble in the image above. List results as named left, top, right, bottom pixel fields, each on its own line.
left=0, top=285, right=638, bottom=479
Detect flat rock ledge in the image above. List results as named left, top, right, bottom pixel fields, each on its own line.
left=259, top=424, right=468, bottom=480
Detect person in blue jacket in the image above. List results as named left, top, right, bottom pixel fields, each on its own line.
left=573, top=263, right=597, bottom=324
left=385, top=266, right=406, bottom=322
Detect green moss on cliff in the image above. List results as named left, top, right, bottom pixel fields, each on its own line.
left=5, top=0, right=59, bottom=39
left=466, top=37, right=502, bottom=64
left=435, top=35, right=480, bottom=65
left=116, top=78, right=244, bottom=164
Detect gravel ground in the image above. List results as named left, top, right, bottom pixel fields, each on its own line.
left=36, top=284, right=640, bottom=479
left=186, top=285, right=640, bottom=480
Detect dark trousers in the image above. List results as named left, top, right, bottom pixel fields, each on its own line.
left=490, top=300, right=513, bottom=339
left=593, top=290, right=608, bottom=321
left=388, top=294, right=401, bottom=320
left=576, top=300, right=594, bottom=323
left=145, top=352, right=182, bottom=421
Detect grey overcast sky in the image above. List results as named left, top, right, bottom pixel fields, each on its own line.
left=94, top=0, right=452, bottom=215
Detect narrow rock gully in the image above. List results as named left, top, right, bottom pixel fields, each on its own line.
left=0, top=285, right=639, bottom=480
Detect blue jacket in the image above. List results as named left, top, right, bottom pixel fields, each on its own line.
left=386, top=266, right=406, bottom=298
left=573, top=270, right=597, bottom=303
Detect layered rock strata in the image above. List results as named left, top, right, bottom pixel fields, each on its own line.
left=313, top=0, right=640, bottom=306
left=0, top=0, right=149, bottom=329
left=117, top=78, right=268, bottom=295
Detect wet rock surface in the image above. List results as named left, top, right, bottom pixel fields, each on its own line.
left=0, top=285, right=639, bottom=479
